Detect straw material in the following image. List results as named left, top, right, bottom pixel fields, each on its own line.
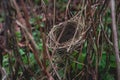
left=47, top=11, right=89, bottom=53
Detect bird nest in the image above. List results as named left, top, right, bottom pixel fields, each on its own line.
left=47, top=15, right=89, bottom=53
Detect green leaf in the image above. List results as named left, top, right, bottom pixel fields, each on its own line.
left=78, top=53, right=86, bottom=63
left=19, top=49, right=25, bottom=55
left=40, top=22, right=45, bottom=27
left=38, top=43, right=43, bottom=50
left=71, top=62, right=76, bottom=71
left=3, top=55, right=8, bottom=67
left=58, top=68, right=64, bottom=77
left=103, top=73, right=115, bottom=80
left=29, top=17, right=36, bottom=24
left=99, top=52, right=106, bottom=69
left=38, top=15, right=43, bottom=20
left=110, top=55, right=116, bottom=68
left=15, top=31, right=22, bottom=41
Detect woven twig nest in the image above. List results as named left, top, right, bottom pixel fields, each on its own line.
left=47, top=15, right=88, bottom=53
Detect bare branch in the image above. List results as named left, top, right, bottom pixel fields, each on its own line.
left=110, top=0, right=120, bottom=80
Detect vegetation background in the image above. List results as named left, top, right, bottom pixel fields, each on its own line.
left=0, top=0, right=120, bottom=80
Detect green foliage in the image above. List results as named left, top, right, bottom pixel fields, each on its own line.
left=3, top=55, right=9, bottom=68
left=110, top=54, right=116, bottom=68
left=15, top=31, right=22, bottom=41
left=1, top=0, right=119, bottom=79
left=58, top=68, right=64, bottom=78
left=34, top=0, right=41, bottom=4
left=0, top=18, right=4, bottom=22
left=44, top=0, right=49, bottom=4
left=99, top=52, right=106, bottom=70
left=102, top=73, right=115, bottom=80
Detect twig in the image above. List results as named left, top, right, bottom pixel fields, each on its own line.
left=16, top=20, right=54, bottom=80
left=100, top=17, right=113, bottom=46
left=46, top=47, right=61, bottom=80
left=110, top=0, right=120, bottom=80
left=20, top=0, right=32, bottom=33
left=53, top=0, right=56, bottom=25
left=65, top=0, right=71, bottom=19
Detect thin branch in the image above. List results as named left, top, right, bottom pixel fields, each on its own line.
left=110, top=0, right=120, bottom=80
left=20, top=0, right=32, bottom=33
left=65, top=0, right=71, bottom=19
left=16, top=20, right=54, bottom=80
left=53, top=0, right=56, bottom=25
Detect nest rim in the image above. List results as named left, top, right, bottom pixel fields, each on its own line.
left=47, top=17, right=87, bottom=52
